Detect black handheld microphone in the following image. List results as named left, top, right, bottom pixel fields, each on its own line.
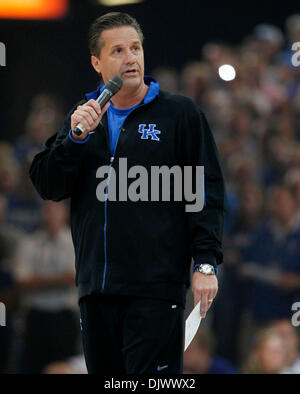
left=73, top=75, right=123, bottom=136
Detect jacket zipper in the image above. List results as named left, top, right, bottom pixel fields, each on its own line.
left=102, top=155, right=114, bottom=290
left=101, top=97, right=158, bottom=291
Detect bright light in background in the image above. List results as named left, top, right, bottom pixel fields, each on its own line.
left=98, top=0, right=143, bottom=5
left=0, top=0, right=68, bottom=20
left=218, top=64, right=236, bottom=81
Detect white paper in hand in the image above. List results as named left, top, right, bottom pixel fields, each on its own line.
left=184, top=301, right=202, bottom=351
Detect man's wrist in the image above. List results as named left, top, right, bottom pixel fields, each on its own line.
left=69, top=129, right=90, bottom=144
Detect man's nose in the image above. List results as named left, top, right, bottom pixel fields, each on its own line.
left=124, top=48, right=136, bottom=64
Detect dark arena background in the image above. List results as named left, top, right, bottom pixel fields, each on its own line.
left=1, top=0, right=300, bottom=376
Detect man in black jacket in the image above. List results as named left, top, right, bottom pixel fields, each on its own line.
left=29, top=12, right=226, bottom=374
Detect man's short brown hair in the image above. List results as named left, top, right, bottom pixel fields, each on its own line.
left=88, top=12, right=144, bottom=58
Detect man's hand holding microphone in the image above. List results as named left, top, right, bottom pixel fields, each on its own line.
left=71, top=75, right=123, bottom=141
left=71, top=100, right=110, bottom=141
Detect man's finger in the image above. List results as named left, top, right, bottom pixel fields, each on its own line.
left=79, top=105, right=99, bottom=121
left=74, top=111, right=94, bottom=127
left=200, top=300, right=208, bottom=318
left=76, top=117, right=90, bottom=131
left=200, top=291, right=209, bottom=318
left=206, top=293, right=215, bottom=312
left=86, top=99, right=101, bottom=115
left=101, top=101, right=110, bottom=115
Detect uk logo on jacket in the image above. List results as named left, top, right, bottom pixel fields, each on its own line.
left=138, top=124, right=161, bottom=141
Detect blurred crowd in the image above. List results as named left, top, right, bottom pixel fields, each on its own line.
left=0, top=14, right=300, bottom=374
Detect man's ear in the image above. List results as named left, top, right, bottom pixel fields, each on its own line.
left=91, top=55, right=101, bottom=75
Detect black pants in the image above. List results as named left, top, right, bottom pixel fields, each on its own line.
left=79, top=293, right=184, bottom=374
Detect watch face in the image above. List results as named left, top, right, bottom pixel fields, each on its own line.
left=201, top=264, right=214, bottom=274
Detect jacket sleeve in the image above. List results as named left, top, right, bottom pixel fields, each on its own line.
left=179, top=98, right=227, bottom=269
left=29, top=100, right=89, bottom=201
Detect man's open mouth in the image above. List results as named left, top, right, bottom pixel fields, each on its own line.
left=123, top=69, right=138, bottom=76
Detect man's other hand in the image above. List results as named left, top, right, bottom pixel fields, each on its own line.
left=191, top=272, right=218, bottom=318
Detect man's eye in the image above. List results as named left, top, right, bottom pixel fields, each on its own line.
left=114, top=48, right=122, bottom=54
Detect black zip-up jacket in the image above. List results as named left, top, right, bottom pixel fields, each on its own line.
left=29, top=82, right=226, bottom=307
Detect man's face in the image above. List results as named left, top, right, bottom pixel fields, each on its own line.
left=92, top=26, right=144, bottom=93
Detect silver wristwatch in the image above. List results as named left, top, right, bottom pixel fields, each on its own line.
left=194, top=263, right=216, bottom=275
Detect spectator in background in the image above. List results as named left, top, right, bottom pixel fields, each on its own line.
left=227, top=154, right=259, bottom=189
left=253, top=24, right=284, bottom=64
left=243, top=328, right=286, bottom=374
left=183, top=329, right=239, bottom=374
left=152, top=66, right=179, bottom=94
left=0, top=265, right=16, bottom=373
left=0, top=142, right=42, bottom=233
left=5, top=156, right=42, bottom=234
left=0, top=193, right=23, bottom=271
left=201, top=43, right=236, bottom=76
left=285, top=167, right=300, bottom=222
left=14, top=94, right=64, bottom=164
left=229, top=183, right=265, bottom=239
left=285, top=14, right=300, bottom=46
left=261, top=119, right=299, bottom=187
left=203, top=87, right=233, bottom=136
left=213, top=183, right=265, bottom=364
left=240, top=185, right=300, bottom=327
left=180, top=61, right=213, bottom=109
left=280, top=14, right=300, bottom=98
left=270, top=319, right=300, bottom=374
left=0, top=195, right=19, bottom=373
left=0, top=264, right=17, bottom=373
left=0, top=143, right=20, bottom=197
left=6, top=93, right=64, bottom=234
left=14, top=201, right=79, bottom=374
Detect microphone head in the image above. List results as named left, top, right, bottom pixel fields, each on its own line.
left=106, top=75, right=123, bottom=94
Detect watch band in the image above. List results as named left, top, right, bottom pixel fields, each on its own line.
left=193, top=263, right=218, bottom=275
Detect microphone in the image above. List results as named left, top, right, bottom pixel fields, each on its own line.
left=73, top=75, right=123, bottom=136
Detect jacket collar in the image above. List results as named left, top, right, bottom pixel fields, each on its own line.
left=85, top=75, right=159, bottom=104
